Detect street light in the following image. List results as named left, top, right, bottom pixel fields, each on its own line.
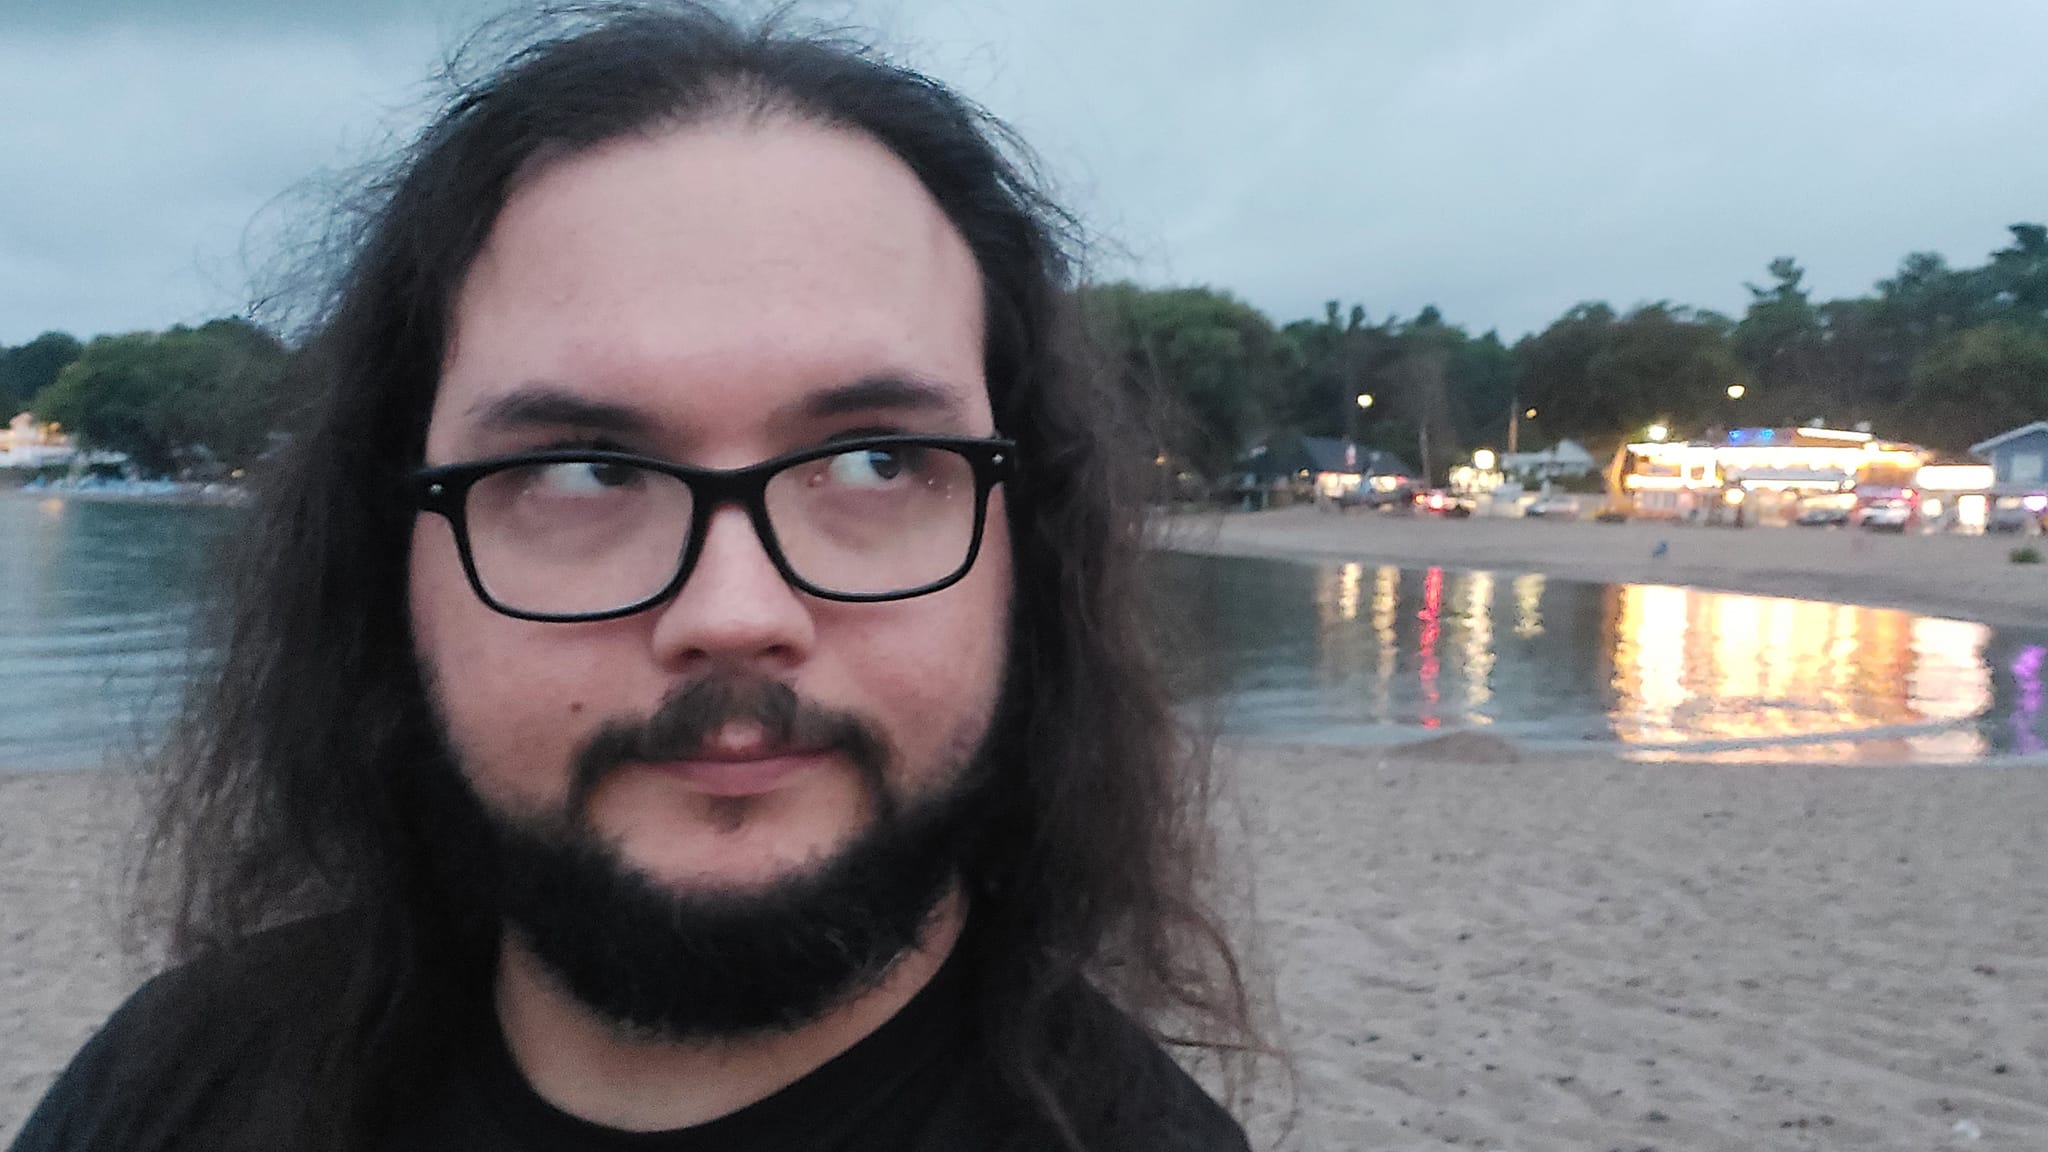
left=1726, top=384, right=1746, bottom=401
left=1648, top=423, right=1670, bottom=443
left=1524, top=407, right=1538, bottom=420
left=1473, top=448, right=1498, bottom=472
left=1356, top=393, right=1375, bottom=409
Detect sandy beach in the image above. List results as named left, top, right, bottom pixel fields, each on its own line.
left=8, top=748, right=2046, bottom=1150
left=1167, top=507, right=2048, bottom=629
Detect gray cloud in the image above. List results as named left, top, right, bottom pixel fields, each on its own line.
left=3, top=0, right=2045, bottom=346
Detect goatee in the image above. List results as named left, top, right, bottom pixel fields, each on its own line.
left=424, top=674, right=989, bottom=1041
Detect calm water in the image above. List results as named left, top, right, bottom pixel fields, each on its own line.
left=0, top=495, right=232, bottom=770
left=1162, top=552, right=2048, bottom=762
left=4, top=495, right=2045, bottom=769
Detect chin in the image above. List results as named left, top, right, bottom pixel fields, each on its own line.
left=595, top=772, right=876, bottom=892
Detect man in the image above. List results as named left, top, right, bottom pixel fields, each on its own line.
left=11, top=5, right=1256, bottom=1151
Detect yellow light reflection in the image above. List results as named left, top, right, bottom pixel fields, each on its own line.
left=1336, top=561, right=1363, bottom=622
left=1611, top=584, right=1992, bottom=761
left=1462, top=571, right=1496, bottom=710
left=1373, top=566, right=1399, bottom=713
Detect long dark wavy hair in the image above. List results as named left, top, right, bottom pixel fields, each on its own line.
left=128, top=4, right=1253, bottom=1149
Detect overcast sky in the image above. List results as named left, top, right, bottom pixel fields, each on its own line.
left=4, top=0, right=2045, bottom=347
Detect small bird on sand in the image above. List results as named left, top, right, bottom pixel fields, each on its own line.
left=1652, top=540, right=1670, bottom=559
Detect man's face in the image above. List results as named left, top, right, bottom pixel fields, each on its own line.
left=409, top=119, right=1010, bottom=925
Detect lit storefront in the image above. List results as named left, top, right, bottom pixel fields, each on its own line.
left=1610, top=427, right=1928, bottom=525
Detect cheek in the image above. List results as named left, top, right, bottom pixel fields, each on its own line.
left=858, top=513, right=1012, bottom=784
left=409, top=520, right=597, bottom=809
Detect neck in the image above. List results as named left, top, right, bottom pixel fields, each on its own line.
left=493, top=887, right=967, bottom=1132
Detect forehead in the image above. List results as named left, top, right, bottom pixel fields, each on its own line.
left=429, top=116, right=990, bottom=460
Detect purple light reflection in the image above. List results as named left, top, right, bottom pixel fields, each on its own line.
left=2012, top=645, right=2045, bottom=756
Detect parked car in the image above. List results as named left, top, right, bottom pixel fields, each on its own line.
left=1415, top=488, right=1473, bottom=518
left=1794, top=495, right=1854, bottom=527
left=1989, top=495, right=2048, bottom=534
left=1525, top=494, right=1582, bottom=519
left=1857, top=498, right=1913, bottom=532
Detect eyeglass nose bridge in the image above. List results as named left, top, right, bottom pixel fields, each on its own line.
left=661, top=464, right=798, bottom=608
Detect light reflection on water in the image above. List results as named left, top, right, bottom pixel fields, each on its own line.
left=1163, top=553, right=2048, bottom=763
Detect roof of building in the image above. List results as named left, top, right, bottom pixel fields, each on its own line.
left=1970, top=421, right=2048, bottom=457
left=1239, top=436, right=1415, bottom=479
left=1503, top=438, right=1597, bottom=467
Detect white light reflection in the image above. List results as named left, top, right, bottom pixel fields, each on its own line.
left=1462, top=571, right=1496, bottom=711
left=1907, top=617, right=1991, bottom=760
left=1513, top=573, right=1544, bottom=637
left=1336, top=561, right=1363, bottom=622
left=1373, top=566, right=1399, bottom=715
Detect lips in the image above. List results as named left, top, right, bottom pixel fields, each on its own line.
left=640, top=746, right=833, bottom=797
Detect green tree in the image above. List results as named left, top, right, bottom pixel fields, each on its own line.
left=1985, top=223, right=2048, bottom=324
left=0, top=331, right=83, bottom=415
left=1079, top=283, right=1289, bottom=478
left=1733, top=257, right=1825, bottom=421
left=1510, top=302, right=1618, bottom=444
left=31, top=319, right=290, bottom=476
left=1512, top=303, right=1742, bottom=449
left=1908, top=324, right=2048, bottom=451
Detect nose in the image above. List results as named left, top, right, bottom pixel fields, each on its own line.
left=647, top=503, right=815, bottom=674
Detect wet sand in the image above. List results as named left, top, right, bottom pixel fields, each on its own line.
left=1167, top=507, right=2048, bottom=628
left=9, top=748, right=2047, bottom=1150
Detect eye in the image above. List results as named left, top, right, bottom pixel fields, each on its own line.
left=530, top=459, right=642, bottom=495
left=824, top=447, right=913, bottom=488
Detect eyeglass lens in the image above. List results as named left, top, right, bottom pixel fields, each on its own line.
left=460, top=443, right=980, bottom=615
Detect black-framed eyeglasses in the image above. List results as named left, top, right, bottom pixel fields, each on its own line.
left=409, top=434, right=1016, bottom=622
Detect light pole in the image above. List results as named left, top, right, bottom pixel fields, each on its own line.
left=1509, top=403, right=1537, bottom=455
left=1349, top=391, right=1374, bottom=453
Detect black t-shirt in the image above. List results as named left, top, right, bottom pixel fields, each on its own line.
left=10, top=918, right=1249, bottom=1152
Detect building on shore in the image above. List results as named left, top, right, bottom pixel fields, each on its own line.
left=1236, top=436, right=1417, bottom=509
left=1970, top=421, right=2048, bottom=532
left=1499, top=438, right=1598, bottom=483
left=1607, top=426, right=1932, bottom=527
left=0, top=412, right=78, bottom=469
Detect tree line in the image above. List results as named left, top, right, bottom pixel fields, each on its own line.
left=2, top=319, right=293, bottom=477
left=1086, top=222, right=2048, bottom=481
left=6, top=222, right=2044, bottom=482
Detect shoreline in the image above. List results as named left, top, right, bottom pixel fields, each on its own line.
left=0, top=483, right=247, bottom=508
left=1161, top=506, right=2048, bottom=630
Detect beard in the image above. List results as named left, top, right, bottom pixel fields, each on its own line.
left=420, top=673, right=992, bottom=1042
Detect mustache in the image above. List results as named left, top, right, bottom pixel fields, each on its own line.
left=566, top=676, right=893, bottom=820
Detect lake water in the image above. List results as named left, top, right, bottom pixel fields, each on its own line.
left=4, top=495, right=2045, bottom=770
left=1161, top=552, right=2048, bottom=762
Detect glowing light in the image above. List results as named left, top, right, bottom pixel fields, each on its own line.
left=1356, top=393, right=1375, bottom=409
left=2025, top=495, right=2048, bottom=514
left=1648, top=424, right=1670, bottom=442
left=1915, top=464, right=1993, bottom=492
left=1472, top=448, right=1498, bottom=471
left=1726, top=384, right=1746, bottom=400
left=1797, top=427, right=1874, bottom=443
left=1724, top=489, right=1746, bottom=505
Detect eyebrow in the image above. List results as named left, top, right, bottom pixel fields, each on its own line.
left=462, top=373, right=973, bottom=444
left=789, top=375, right=970, bottom=422
left=465, top=386, right=655, bottom=438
